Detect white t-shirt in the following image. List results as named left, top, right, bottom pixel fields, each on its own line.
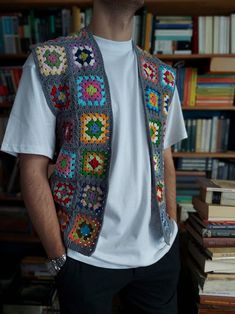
left=1, top=35, right=187, bottom=269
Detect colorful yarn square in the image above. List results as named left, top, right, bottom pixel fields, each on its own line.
left=141, top=58, right=158, bottom=84
left=72, top=45, right=96, bottom=68
left=62, top=120, right=74, bottom=143
left=80, top=113, right=109, bottom=144
left=36, top=45, right=67, bottom=76
left=78, top=184, right=104, bottom=214
left=153, top=153, right=161, bottom=177
left=145, top=87, right=161, bottom=113
left=163, top=92, right=170, bottom=115
left=81, top=151, right=107, bottom=177
left=156, top=181, right=164, bottom=203
left=55, top=150, right=76, bottom=179
left=52, top=181, right=75, bottom=207
left=76, top=76, right=106, bottom=107
left=50, top=83, right=71, bottom=110
left=160, top=66, right=175, bottom=91
left=68, top=214, right=101, bottom=248
left=149, top=119, right=162, bottom=146
left=57, top=209, right=70, bottom=232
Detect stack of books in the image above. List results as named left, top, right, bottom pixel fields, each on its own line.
left=175, top=66, right=235, bottom=107
left=185, top=178, right=235, bottom=314
left=196, top=73, right=235, bottom=107
left=3, top=256, right=59, bottom=314
left=153, top=16, right=193, bottom=55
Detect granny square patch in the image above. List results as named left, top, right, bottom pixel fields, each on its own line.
left=156, top=181, right=164, bottom=203
left=57, top=208, right=70, bottom=232
left=80, top=113, right=109, bottom=144
left=145, top=87, right=161, bottom=113
left=62, top=120, right=74, bottom=143
left=141, top=58, right=158, bottom=84
left=149, top=119, right=162, bottom=146
left=76, top=75, right=106, bottom=107
left=72, top=44, right=96, bottom=68
left=36, top=45, right=67, bottom=76
left=163, top=92, right=170, bottom=115
left=55, top=149, right=76, bottom=179
left=153, top=153, right=161, bottom=177
left=50, top=83, right=71, bottom=110
left=52, top=181, right=75, bottom=207
left=78, top=184, right=104, bottom=214
left=160, top=65, right=175, bottom=91
left=68, top=214, right=101, bottom=248
left=81, top=150, right=107, bottom=177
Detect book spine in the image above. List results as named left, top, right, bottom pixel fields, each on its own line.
left=231, top=14, right=235, bottom=53
left=200, top=294, right=235, bottom=306
left=202, top=228, right=235, bottom=237
left=203, top=237, right=235, bottom=247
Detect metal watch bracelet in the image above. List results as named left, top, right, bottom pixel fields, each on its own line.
left=47, top=254, right=67, bottom=276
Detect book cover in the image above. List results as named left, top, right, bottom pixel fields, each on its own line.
left=198, top=178, right=235, bottom=205
left=192, top=196, right=235, bottom=220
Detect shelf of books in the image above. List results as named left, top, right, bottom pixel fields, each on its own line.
left=1, top=256, right=59, bottom=313
left=0, top=1, right=235, bottom=314
left=182, top=178, right=235, bottom=314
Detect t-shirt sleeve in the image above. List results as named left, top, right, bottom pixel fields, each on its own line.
left=1, top=54, right=56, bottom=159
left=164, top=87, right=187, bottom=150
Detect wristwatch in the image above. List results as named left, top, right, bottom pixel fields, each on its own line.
left=47, top=254, right=67, bottom=276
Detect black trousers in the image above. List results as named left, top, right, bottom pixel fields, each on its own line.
left=56, top=235, right=180, bottom=314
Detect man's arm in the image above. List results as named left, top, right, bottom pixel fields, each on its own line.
left=20, top=154, right=65, bottom=258
left=164, top=147, right=177, bottom=221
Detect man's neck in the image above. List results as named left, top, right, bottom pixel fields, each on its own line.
left=89, top=2, right=134, bottom=41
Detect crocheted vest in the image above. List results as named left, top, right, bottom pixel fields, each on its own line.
left=32, top=27, right=176, bottom=256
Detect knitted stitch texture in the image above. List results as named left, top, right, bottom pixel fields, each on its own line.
left=32, top=27, right=176, bottom=256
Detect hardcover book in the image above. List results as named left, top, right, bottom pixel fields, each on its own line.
left=198, top=178, right=235, bottom=206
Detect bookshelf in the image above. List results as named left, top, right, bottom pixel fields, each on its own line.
left=0, top=0, right=234, bottom=204
left=0, top=2, right=235, bottom=313
left=173, top=152, right=235, bottom=158
left=0, top=0, right=234, bottom=14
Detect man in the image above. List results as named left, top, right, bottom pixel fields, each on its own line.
left=1, top=0, right=187, bottom=313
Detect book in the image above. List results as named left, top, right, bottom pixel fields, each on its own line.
left=207, top=247, right=235, bottom=259
left=20, top=256, right=53, bottom=281
left=198, top=306, right=235, bottom=314
left=3, top=281, right=57, bottom=307
left=231, top=14, right=235, bottom=54
left=198, top=178, right=235, bottom=206
left=210, top=57, right=235, bottom=73
left=186, top=222, right=235, bottom=247
left=192, top=196, right=235, bottom=221
left=187, top=239, right=235, bottom=273
left=200, top=294, right=235, bottom=307
left=188, top=213, right=235, bottom=238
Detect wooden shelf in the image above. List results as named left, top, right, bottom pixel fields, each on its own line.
left=173, top=152, right=235, bottom=158
left=146, top=0, right=235, bottom=15
left=182, top=106, right=235, bottom=111
left=157, top=54, right=235, bottom=60
left=0, top=101, right=13, bottom=109
left=0, top=53, right=28, bottom=60
left=0, top=0, right=234, bottom=15
left=0, top=194, right=22, bottom=201
left=0, top=234, right=39, bottom=243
